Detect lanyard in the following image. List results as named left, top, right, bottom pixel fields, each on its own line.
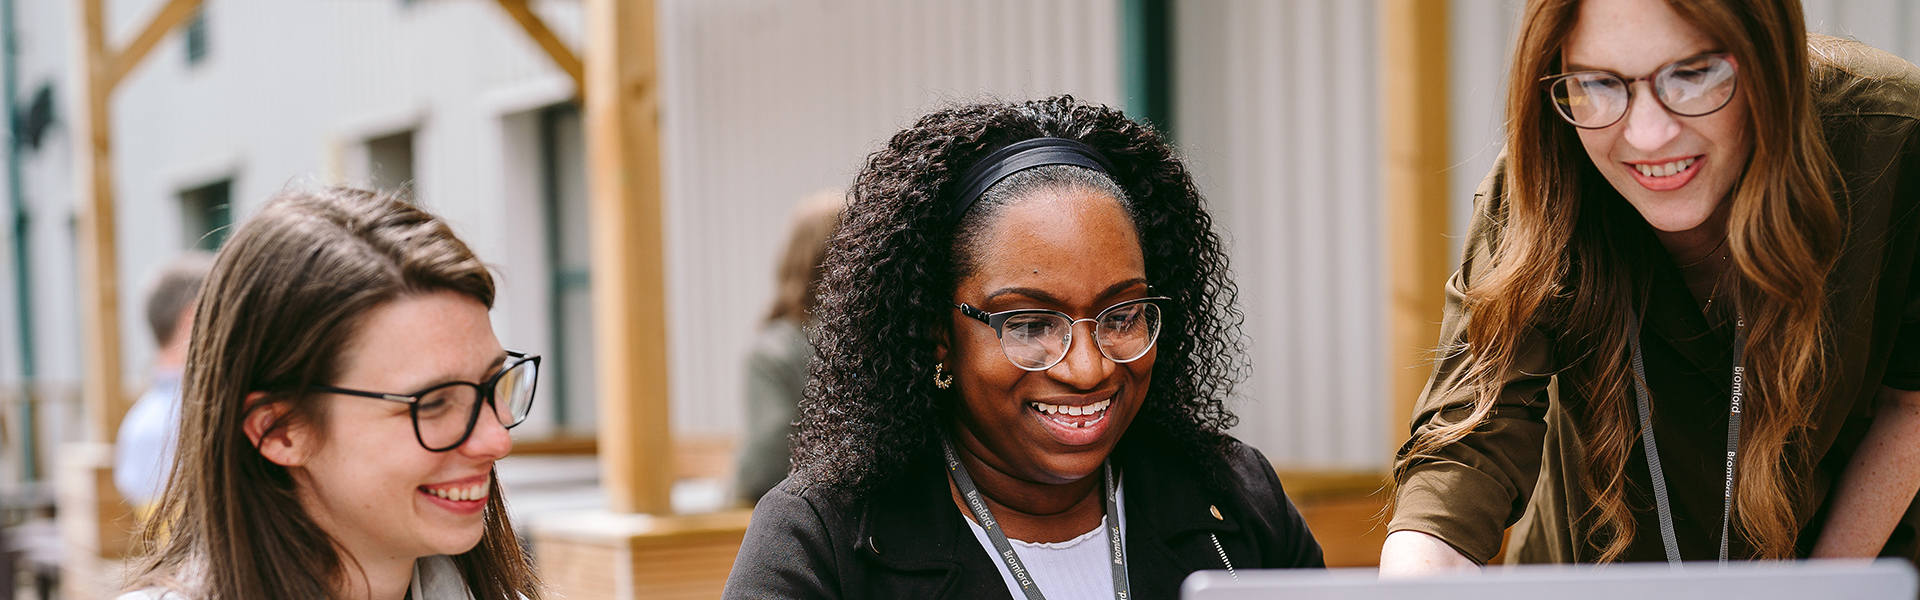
left=1627, top=308, right=1747, bottom=565
left=941, top=438, right=1131, bottom=600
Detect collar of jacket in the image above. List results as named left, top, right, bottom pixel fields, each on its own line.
left=849, top=440, right=1240, bottom=573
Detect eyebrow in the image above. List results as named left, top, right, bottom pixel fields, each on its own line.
left=1563, top=50, right=1725, bottom=75
left=982, top=278, right=1151, bottom=306
left=403, top=351, right=511, bottom=393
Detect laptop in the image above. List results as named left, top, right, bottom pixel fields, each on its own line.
left=1182, top=559, right=1917, bottom=600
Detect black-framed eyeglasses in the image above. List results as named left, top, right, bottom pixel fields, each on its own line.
left=310, top=351, right=540, bottom=452
left=955, top=297, right=1170, bottom=371
left=1539, top=52, right=1738, bottom=129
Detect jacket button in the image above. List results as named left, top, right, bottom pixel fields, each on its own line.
left=1209, top=505, right=1223, bottom=521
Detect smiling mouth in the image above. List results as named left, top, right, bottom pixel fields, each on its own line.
left=1625, top=154, right=1704, bottom=192
left=1028, top=398, right=1112, bottom=429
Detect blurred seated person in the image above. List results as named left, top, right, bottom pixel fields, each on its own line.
left=723, top=96, right=1323, bottom=600
left=115, top=251, right=214, bottom=510
left=120, top=188, right=542, bottom=600
left=734, top=189, right=843, bottom=504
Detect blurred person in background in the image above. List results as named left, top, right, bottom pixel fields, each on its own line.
left=724, top=96, right=1322, bottom=600
left=734, top=189, right=844, bottom=505
left=1384, top=0, right=1920, bottom=571
left=120, top=188, right=542, bottom=600
left=115, top=252, right=215, bottom=512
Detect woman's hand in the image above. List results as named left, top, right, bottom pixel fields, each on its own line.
left=1379, top=530, right=1478, bottom=577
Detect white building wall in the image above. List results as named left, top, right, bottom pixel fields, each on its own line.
left=0, top=0, right=588, bottom=447
left=107, top=0, right=584, bottom=400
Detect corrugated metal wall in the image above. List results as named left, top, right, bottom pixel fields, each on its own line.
left=658, top=0, right=1122, bottom=434
left=1175, top=0, right=1385, bottom=469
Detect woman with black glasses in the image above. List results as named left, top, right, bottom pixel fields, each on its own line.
left=120, top=187, right=542, bottom=600
left=1384, top=0, right=1920, bottom=571
left=723, top=96, right=1322, bottom=600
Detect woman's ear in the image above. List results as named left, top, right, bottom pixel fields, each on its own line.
left=934, top=323, right=951, bottom=363
left=243, top=392, right=312, bottom=467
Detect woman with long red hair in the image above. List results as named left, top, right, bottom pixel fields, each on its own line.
left=1386, top=0, right=1920, bottom=569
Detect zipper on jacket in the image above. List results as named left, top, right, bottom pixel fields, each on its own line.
left=1209, top=533, right=1238, bottom=579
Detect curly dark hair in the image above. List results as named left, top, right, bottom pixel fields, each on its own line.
left=791, top=95, right=1247, bottom=494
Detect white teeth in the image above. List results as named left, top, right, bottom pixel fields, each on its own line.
left=427, top=481, right=490, bottom=502
left=1635, top=156, right=1695, bottom=178
left=1029, top=399, right=1113, bottom=418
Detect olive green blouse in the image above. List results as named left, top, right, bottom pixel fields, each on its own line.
left=1390, top=40, right=1920, bottom=564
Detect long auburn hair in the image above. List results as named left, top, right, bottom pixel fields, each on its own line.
left=126, top=187, right=541, bottom=598
left=1396, top=0, right=1841, bottom=561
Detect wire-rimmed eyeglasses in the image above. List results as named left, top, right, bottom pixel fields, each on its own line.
left=1539, top=52, right=1738, bottom=129
left=955, top=297, right=1170, bottom=371
left=310, top=351, right=540, bottom=452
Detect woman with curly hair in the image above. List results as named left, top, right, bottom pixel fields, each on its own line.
left=723, top=96, right=1323, bottom=599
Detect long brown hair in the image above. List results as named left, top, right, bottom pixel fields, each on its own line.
left=126, top=187, right=541, bottom=598
left=1396, top=0, right=1841, bottom=561
left=764, top=189, right=845, bottom=325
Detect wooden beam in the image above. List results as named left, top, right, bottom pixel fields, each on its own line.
left=584, top=0, right=672, bottom=514
left=1381, top=0, right=1452, bottom=459
left=73, top=0, right=125, bottom=444
left=494, top=0, right=585, bottom=93
left=106, top=0, right=204, bottom=90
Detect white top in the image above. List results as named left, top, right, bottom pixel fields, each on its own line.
left=114, top=371, right=183, bottom=506
left=962, top=480, right=1127, bottom=600
left=116, top=555, right=475, bottom=600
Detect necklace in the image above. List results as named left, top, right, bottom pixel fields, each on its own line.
left=1702, top=267, right=1729, bottom=315
left=1678, top=235, right=1729, bottom=269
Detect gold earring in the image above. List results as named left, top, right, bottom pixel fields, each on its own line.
left=933, top=363, right=953, bottom=389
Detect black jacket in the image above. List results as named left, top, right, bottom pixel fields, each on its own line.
left=722, top=438, right=1324, bottom=599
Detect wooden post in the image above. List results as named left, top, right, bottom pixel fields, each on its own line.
left=72, top=0, right=123, bottom=445
left=583, top=0, right=673, bottom=515
left=107, top=0, right=205, bottom=89
left=1381, top=0, right=1451, bottom=457
left=493, top=0, right=584, bottom=93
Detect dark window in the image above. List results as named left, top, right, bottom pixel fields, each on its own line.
left=540, top=103, right=594, bottom=432
left=184, top=9, right=209, bottom=66
left=179, top=179, right=233, bottom=250
left=18, top=84, right=56, bottom=151
left=367, top=130, right=416, bottom=193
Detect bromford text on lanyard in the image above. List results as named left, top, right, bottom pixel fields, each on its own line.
left=940, top=437, right=1132, bottom=600
left=1627, top=308, right=1747, bottom=566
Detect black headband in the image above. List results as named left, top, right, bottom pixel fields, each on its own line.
left=947, top=137, right=1116, bottom=227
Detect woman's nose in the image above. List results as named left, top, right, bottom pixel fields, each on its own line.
left=1621, top=81, right=1682, bottom=152
left=459, top=407, right=515, bottom=460
left=1047, top=321, right=1114, bottom=390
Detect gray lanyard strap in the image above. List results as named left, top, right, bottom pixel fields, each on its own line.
left=1626, top=308, right=1747, bottom=565
left=941, top=438, right=1131, bottom=600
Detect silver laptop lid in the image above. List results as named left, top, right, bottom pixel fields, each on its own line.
left=1182, top=559, right=1916, bottom=600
